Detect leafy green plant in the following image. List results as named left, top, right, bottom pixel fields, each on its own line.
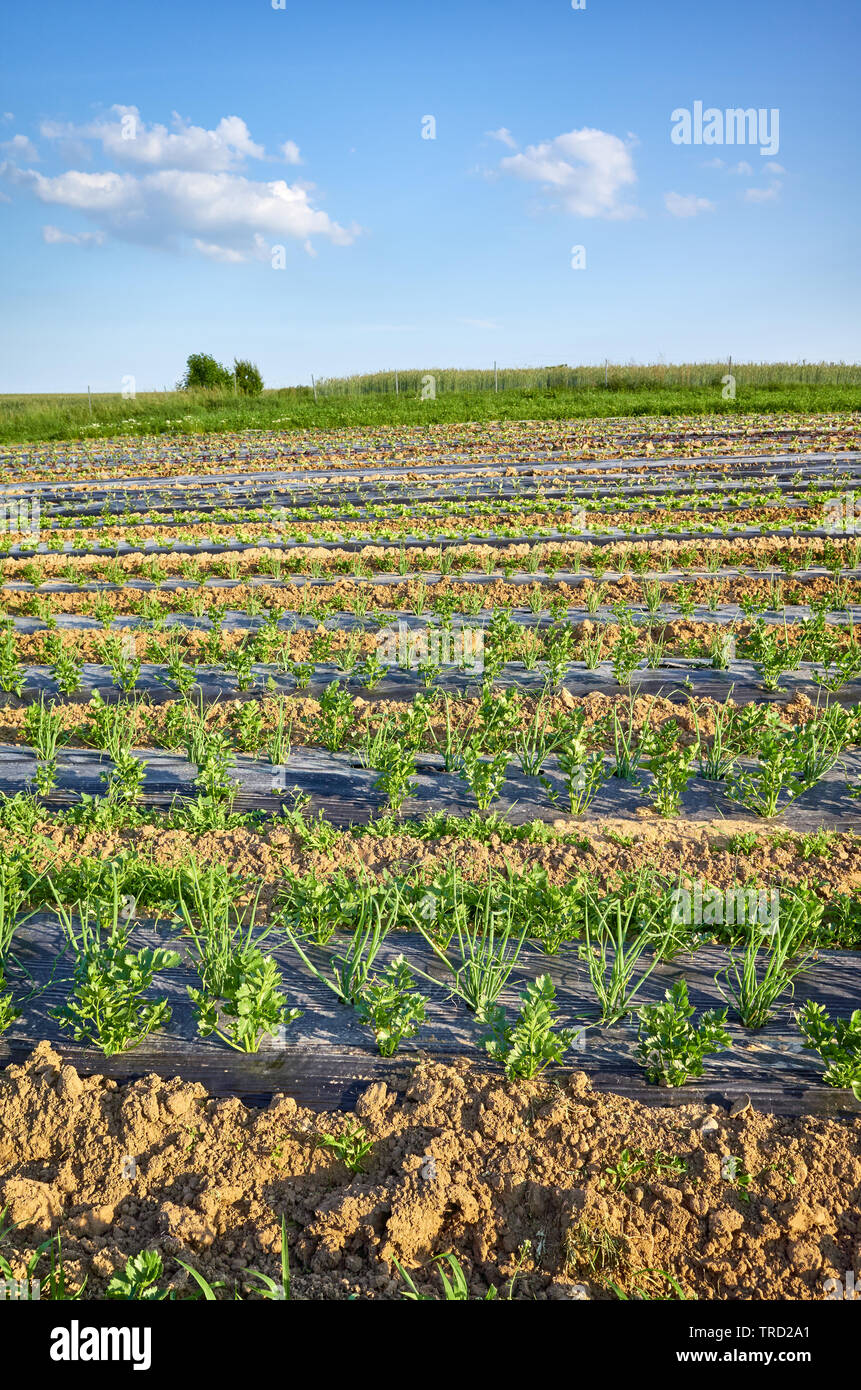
left=607, top=696, right=654, bottom=782
left=176, top=866, right=301, bottom=1052
left=23, top=697, right=65, bottom=794
left=797, top=1002, right=861, bottom=1099
left=314, top=681, right=355, bottom=751
left=635, top=979, right=732, bottom=1086
left=107, top=1250, right=170, bottom=1301
left=726, top=723, right=839, bottom=818
left=0, top=625, right=25, bottom=696
left=459, top=744, right=509, bottom=811
left=318, top=1123, right=373, bottom=1173
left=50, top=880, right=180, bottom=1055
left=611, top=619, right=641, bottom=687
left=354, top=955, right=428, bottom=1055
left=372, top=741, right=418, bottom=814
left=46, top=632, right=83, bottom=695
left=691, top=696, right=739, bottom=781
left=481, top=975, right=577, bottom=1079
left=644, top=740, right=693, bottom=817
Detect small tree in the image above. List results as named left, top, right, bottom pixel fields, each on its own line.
left=177, top=353, right=233, bottom=391
left=233, top=358, right=264, bottom=395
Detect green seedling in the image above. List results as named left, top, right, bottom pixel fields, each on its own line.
left=50, top=878, right=180, bottom=1055
left=318, top=1123, right=373, bottom=1173
left=481, top=975, right=578, bottom=1079
left=354, top=954, right=428, bottom=1055
left=797, top=1001, right=861, bottom=1099
left=635, top=979, right=732, bottom=1086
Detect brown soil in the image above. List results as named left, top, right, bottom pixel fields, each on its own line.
left=3, top=574, right=857, bottom=620
left=7, top=810, right=861, bottom=907
left=10, top=615, right=838, bottom=666
left=0, top=1042, right=858, bottom=1300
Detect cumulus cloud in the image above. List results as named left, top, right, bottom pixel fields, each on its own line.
left=765, top=161, right=785, bottom=175
left=1, top=134, right=38, bottom=161
left=486, top=127, right=517, bottom=149
left=731, top=160, right=753, bottom=175
left=498, top=128, right=639, bottom=219
left=664, top=191, right=715, bottom=217
left=744, top=181, right=781, bottom=203
left=40, top=106, right=265, bottom=171
left=192, top=238, right=247, bottom=263
left=7, top=165, right=358, bottom=260
left=5, top=107, right=360, bottom=262
left=42, top=224, right=105, bottom=246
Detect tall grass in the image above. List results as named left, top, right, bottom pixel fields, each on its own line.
left=316, top=361, right=861, bottom=397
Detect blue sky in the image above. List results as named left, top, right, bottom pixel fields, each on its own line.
left=0, top=0, right=858, bottom=392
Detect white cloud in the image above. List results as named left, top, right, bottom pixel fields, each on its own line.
left=192, top=238, right=247, bottom=263
left=731, top=160, right=753, bottom=176
left=702, top=157, right=725, bottom=169
left=5, top=163, right=358, bottom=260
left=40, top=106, right=265, bottom=171
left=664, top=191, right=715, bottom=218
left=498, top=128, right=639, bottom=219
left=765, top=161, right=785, bottom=175
left=280, top=140, right=302, bottom=165
left=487, top=127, right=517, bottom=149
left=744, top=181, right=781, bottom=203
left=1, top=134, right=38, bottom=161
left=42, top=224, right=105, bottom=247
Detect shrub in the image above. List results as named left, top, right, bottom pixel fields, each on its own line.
left=233, top=358, right=264, bottom=394
left=177, top=353, right=233, bottom=390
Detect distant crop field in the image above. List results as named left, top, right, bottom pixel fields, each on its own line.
left=0, top=360, right=858, bottom=443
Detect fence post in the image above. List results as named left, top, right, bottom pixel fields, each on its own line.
left=311, top=374, right=318, bottom=403
left=395, top=370, right=399, bottom=396
left=87, top=386, right=93, bottom=417
left=604, top=359, right=608, bottom=388
left=494, top=361, right=498, bottom=393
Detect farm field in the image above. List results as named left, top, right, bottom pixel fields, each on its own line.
left=1, top=410, right=861, bottom=1302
